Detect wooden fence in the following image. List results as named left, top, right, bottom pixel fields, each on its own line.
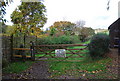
left=12, top=43, right=88, bottom=61
left=12, top=41, right=35, bottom=61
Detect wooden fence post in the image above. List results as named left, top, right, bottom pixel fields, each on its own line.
left=30, top=41, right=35, bottom=61
left=24, top=34, right=26, bottom=48
left=10, top=34, right=13, bottom=62
left=20, top=44, right=25, bottom=62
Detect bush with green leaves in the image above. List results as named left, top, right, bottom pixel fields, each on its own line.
left=37, top=35, right=80, bottom=49
left=88, top=33, right=110, bottom=59
left=38, top=35, right=80, bottom=45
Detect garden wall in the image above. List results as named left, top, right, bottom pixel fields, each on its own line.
left=2, top=35, right=11, bottom=61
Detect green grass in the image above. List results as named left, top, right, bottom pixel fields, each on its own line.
left=43, top=41, right=113, bottom=79
left=3, top=61, right=35, bottom=73
left=48, top=57, right=112, bottom=78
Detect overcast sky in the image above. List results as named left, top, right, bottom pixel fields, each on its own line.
left=4, top=0, right=120, bottom=29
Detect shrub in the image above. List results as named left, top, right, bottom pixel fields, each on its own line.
left=37, top=35, right=80, bottom=49
left=88, top=33, right=110, bottom=60
left=38, top=35, right=80, bottom=45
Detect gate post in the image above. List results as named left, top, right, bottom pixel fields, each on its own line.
left=20, top=44, right=25, bottom=62
left=30, top=41, right=35, bottom=61
left=10, top=34, right=13, bottom=62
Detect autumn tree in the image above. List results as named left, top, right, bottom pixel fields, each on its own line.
left=50, top=21, right=76, bottom=36
left=10, top=1, right=47, bottom=47
left=11, top=1, right=47, bottom=37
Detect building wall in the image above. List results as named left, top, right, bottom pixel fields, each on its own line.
left=109, top=19, right=120, bottom=48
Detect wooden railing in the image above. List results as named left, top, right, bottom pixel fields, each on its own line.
left=13, top=48, right=31, bottom=50
left=12, top=47, right=34, bottom=60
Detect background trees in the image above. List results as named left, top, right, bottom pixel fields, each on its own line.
left=77, top=27, right=95, bottom=42
left=46, top=20, right=95, bottom=42
left=75, top=20, right=86, bottom=27
left=74, top=20, right=95, bottom=42
left=49, top=21, right=76, bottom=36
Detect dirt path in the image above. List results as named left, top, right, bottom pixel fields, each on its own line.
left=2, top=61, right=50, bottom=79
left=106, top=49, right=119, bottom=78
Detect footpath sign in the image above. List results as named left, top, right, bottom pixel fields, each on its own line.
left=55, top=49, right=66, bottom=57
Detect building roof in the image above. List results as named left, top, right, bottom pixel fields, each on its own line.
left=108, top=18, right=120, bottom=30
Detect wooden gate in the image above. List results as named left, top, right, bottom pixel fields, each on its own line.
left=33, top=44, right=88, bottom=61
left=12, top=43, right=88, bottom=61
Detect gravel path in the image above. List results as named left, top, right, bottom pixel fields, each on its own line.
left=2, top=61, right=50, bottom=79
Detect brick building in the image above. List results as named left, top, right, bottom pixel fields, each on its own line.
left=108, top=18, right=120, bottom=48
